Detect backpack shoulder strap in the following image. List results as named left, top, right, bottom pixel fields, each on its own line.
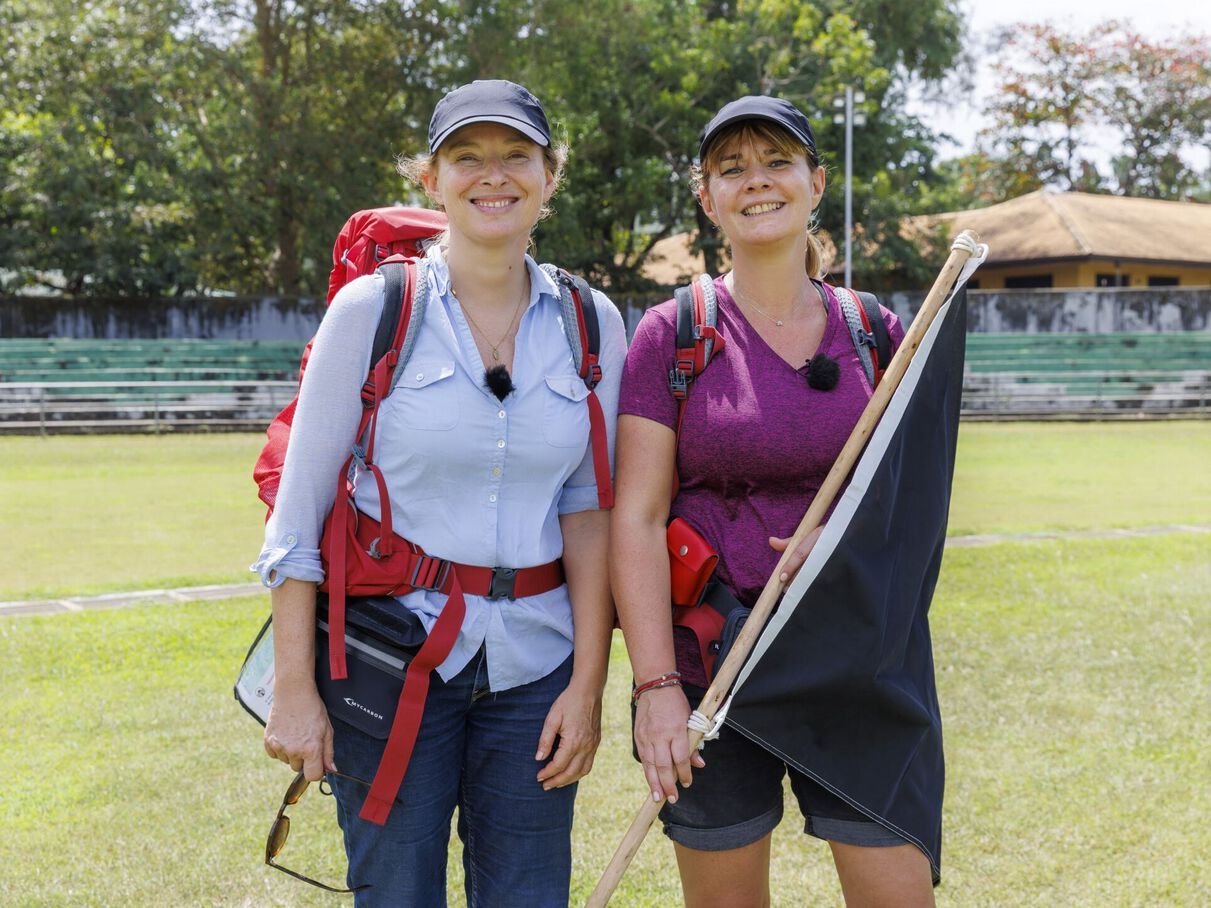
left=540, top=263, right=613, bottom=508
left=669, top=274, right=722, bottom=401
left=539, top=263, right=600, bottom=381
left=855, top=290, right=891, bottom=380
left=833, top=284, right=887, bottom=388
left=385, top=259, right=428, bottom=396
left=358, top=260, right=425, bottom=440
left=668, top=274, right=724, bottom=499
left=371, top=261, right=407, bottom=366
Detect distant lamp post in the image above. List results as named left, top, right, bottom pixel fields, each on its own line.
left=833, top=87, right=866, bottom=288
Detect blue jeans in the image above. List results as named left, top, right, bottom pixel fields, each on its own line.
left=328, top=650, right=577, bottom=907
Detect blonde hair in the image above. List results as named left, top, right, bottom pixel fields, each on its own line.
left=396, top=140, right=569, bottom=225
left=691, top=120, right=827, bottom=279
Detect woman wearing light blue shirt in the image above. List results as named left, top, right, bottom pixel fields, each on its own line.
left=253, top=80, right=625, bottom=906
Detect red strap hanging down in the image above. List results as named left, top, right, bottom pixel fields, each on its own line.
left=583, top=355, right=614, bottom=509
left=568, top=284, right=614, bottom=510
left=326, top=388, right=379, bottom=681
left=327, top=457, right=354, bottom=681
left=358, top=570, right=468, bottom=825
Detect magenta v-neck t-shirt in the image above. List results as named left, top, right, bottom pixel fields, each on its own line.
left=620, top=276, right=904, bottom=616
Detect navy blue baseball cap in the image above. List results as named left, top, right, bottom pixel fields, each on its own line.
left=698, top=96, right=817, bottom=161
left=428, top=80, right=551, bottom=153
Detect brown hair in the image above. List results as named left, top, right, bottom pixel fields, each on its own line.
left=396, top=140, right=569, bottom=224
left=691, top=120, right=827, bottom=279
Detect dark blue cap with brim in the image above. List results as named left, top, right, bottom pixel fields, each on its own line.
left=428, top=80, right=551, bottom=153
left=698, top=95, right=817, bottom=161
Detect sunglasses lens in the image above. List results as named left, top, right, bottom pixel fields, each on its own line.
left=268, top=816, right=290, bottom=859
left=286, top=774, right=309, bottom=805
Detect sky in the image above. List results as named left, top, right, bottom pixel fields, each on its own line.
left=907, top=0, right=1210, bottom=167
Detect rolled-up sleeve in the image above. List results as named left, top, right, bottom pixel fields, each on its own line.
left=557, top=289, right=627, bottom=515
left=251, top=275, right=384, bottom=586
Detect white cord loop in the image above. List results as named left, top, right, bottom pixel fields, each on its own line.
left=950, top=232, right=978, bottom=255
left=687, top=699, right=732, bottom=749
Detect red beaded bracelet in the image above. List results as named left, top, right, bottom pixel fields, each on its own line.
left=631, top=672, right=683, bottom=704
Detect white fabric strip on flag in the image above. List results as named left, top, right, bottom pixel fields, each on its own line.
left=724, top=243, right=988, bottom=701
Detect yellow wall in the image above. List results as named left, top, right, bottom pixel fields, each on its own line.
left=973, top=259, right=1211, bottom=290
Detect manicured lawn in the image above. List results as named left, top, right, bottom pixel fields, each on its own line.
left=946, top=422, right=1211, bottom=536
left=2, top=424, right=1207, bottom=903
left=0, top=434, right=269, bottom=600
left=1, top=423, right=1208, bottom=601
left=3, top=534, right=1208, bottom=905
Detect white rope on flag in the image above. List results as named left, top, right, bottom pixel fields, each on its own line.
left=687, top=698, right=732, bottom=748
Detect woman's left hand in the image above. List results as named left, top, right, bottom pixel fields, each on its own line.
left=535, top=678, right=603, bottom=790
left=769, top=525, right=824, bottom=586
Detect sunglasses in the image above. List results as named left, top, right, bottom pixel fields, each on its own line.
left=265, top=769, right=372, bottom=894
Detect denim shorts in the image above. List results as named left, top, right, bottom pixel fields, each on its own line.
left=659, top=688, right=907, bottom=852
left=328, top=650, right=577, bottom=907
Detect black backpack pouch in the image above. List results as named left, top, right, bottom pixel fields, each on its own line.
left=314, top=594, right=427, bottom=740
left=705, top=582, right=751, bottom=678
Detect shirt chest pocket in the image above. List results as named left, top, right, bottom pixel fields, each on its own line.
left=542, top=374, right=591, bottom=448
left=391, top=360, right=460, bottom=430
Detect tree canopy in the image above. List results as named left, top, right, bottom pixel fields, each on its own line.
left=1, top=0, right=966, bottom=297
left=955, top=20, right=1210, bottom=206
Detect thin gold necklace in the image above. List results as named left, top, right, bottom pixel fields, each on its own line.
left=453, top=278, right=529, bottom=362
left=730, top=282, right=803, bottom=328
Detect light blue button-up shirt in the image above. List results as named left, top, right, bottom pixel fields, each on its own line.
left=253, top=254, right=626, bottom=691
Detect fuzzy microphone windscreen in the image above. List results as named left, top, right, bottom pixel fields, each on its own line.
left=483, top=365, right=516, bottom=401
left=806, top=353, right=840, bottom=391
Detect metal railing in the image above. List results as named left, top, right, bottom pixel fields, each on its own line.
left=961, top=369, right=1211, bottom=419
left=0, top=380, right=297, bottom=434
left=1, top=371, right=1208, bottom=434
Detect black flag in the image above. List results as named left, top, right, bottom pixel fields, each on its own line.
left=723, top=289, right=968, bottom=884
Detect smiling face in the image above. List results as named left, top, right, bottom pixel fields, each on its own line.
left=698, top=122, right=825, bottom=253
left=422, top=122, right=556, bottom=249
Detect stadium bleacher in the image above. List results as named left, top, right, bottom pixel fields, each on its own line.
left=0, top=333, right=1208, bottom=432
left=961, top=333, right=1211, bottom=418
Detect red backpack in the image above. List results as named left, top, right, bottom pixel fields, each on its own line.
left=252, top=207, right=449, bottom=512
left=251, top=206, right=612, bottom=824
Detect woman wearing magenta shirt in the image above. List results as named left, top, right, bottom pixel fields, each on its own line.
left=612, top=96, right=936, bottom=906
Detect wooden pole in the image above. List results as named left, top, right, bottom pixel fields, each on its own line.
left=586, top=231, right=980, bottom=907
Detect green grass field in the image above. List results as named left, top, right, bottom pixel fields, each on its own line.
left=2, top=425, right=1209, bottom=905
left=2, top=423, right=1208, bottom=602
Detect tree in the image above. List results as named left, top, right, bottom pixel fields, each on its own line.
left=178, top=0, right=451, bottom=295
left=969, top=20, right=1209, bottom=204
left=1102, top=31, right=1211, bottom=199
left=0, top=0, right=450, bottom=297
left=524, top=0, right=966, bottom=292
left=978, top=21, right=1114, bottom=195
left=1, top=0, right=967, bottom=297
left=0, top=0, right=204, bottom=295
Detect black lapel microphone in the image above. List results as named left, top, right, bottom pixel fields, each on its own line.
left=483, top=365, right=516, bottom=401
left=805, top=353, right=840, bottom=391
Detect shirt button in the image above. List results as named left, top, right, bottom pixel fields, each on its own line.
left=498, top=410, right=506, bottom=419
left=496, top=439, right=505, bottom=448
left=489, top=494, right=497, bottom=503
left=491, top=466, right=502, bottom=477
left=285, top=534, right=296, bottom=544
